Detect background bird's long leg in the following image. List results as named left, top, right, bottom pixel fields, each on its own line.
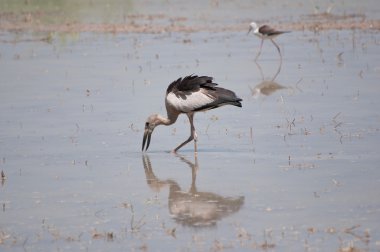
left=255, top=38, right=264, bottom=61
left=271, top=39, right=282, bottom=62
left=173, top=113, right=195, bottom=153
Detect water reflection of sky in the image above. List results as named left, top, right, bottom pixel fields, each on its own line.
left=0, top=2, right=380, bottom=250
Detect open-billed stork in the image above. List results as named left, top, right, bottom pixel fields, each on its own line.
left=142, top=75, right=242, bottom=153
left=248, top=22, right=290, bottom=61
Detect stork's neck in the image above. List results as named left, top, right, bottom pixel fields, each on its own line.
left=157, top=113, right=178, bottom=126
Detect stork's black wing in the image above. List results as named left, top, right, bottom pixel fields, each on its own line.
left=166, top=74, right=242, bottom=113
left=166, top=75, right=217, bottom=94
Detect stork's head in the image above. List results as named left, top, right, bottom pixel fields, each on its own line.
left=142, top=114, right=160, bottom=151
left=248, top=22, right=258, bottom=35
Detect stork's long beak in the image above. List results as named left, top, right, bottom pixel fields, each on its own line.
left=142, top=127, right=152, bottom=152
left=247, top=26, right=252, bottom=35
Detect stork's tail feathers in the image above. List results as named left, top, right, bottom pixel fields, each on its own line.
left=216, top=87, right=243, bottom=108
left=193, top=88, right=242, bottom=112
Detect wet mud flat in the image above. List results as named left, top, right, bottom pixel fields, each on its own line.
left=1, top=1, right=380, bottom=251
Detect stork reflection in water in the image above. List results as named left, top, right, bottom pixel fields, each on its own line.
left=142, top=154, right=244, bottom=227
left=142, top=75, right=242, bottom=153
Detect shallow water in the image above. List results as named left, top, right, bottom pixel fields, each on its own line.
left=1, top=3, right=380, bottom=252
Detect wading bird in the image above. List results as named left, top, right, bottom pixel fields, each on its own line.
left=248, top=22, right=290, bottom=61
left=142, top=75, right=242, bottom=153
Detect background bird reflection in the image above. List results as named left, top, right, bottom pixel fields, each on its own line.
left=250, top=60, right=287, bottom=98
left=142, top=154, right=244, bottom=227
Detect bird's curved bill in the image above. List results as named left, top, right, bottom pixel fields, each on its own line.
left=142, top=128, right=152, bottom=151
left=247, top=27, right=252, bottom=35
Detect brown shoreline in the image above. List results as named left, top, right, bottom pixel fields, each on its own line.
left=0, top=12, right=379, bottom=34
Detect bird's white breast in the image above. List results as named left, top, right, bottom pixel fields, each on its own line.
left=166, top=91, right=214, bottom=113
left=254, top=30, right=265, bottom=39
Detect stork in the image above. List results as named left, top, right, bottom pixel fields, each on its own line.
left=247, top=22, right=290, bottom=61
left=142, top=75, right=242, bottom=153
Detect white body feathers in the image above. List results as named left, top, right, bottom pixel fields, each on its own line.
left=166, top=90, right=214, bottom=113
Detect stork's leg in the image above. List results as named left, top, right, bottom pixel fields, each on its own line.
left=173, top=135, right=193, bottom=153
left=271, top=39, right=282, bottom=61
left=255, top=38, right=264, bottom=61
left=173, top=113, right=197, bottom=153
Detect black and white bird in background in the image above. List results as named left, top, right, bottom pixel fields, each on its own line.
left=248, top=22, right=290, bottom=61
left=142, top=75, right=242, bottom=153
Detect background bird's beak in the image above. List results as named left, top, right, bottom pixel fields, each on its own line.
left=142, top=128, right=152, bottom=151
left=247, top=26, right=252, bottom=35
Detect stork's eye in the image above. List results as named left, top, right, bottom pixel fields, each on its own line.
left=145, top=122, right=149, bottom=127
